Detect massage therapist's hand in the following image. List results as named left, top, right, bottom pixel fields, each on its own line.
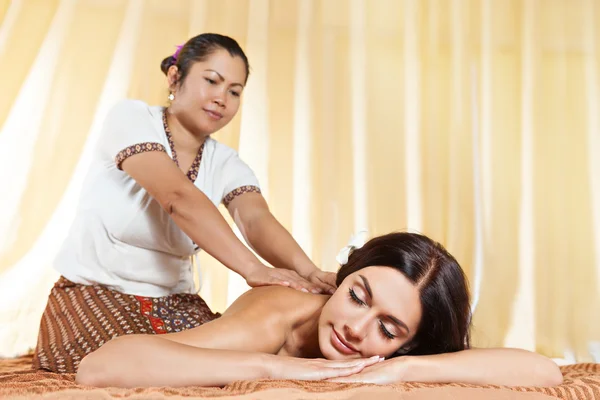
left=266, top=355, right=383, bottom=381
left=328, top=357, right=409, bottom=384
left=306, top=270, right=337, bottom=294
left=245, top=265, right=331, bottom=294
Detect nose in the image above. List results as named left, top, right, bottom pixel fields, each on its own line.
left=213, top=97, right=225, bottom=108
left=343, top=314, right=369, bottom=342
left=213, top=87, right=228, bottom=108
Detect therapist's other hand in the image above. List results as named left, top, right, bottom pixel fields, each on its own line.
left=306, top=270, right=337, bottom=294
left=245, top=266, right=330, bottom=294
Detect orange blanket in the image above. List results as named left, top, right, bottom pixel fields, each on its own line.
left=1, top=355, right=598, bottom=399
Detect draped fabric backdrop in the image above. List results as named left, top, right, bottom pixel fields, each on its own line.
left=0, top=0, right=598, bottom=363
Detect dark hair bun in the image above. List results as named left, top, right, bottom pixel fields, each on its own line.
left=159, top=34, right=250, bottom=84
left=160, top=55, right=177, bottom=75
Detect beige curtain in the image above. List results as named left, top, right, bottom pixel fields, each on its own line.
left=0, top=0, right=598, bottom=362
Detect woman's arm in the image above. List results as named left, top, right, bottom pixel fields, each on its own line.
left=226, top=193, right=337, bottom=293
left=76, top=287, right=379, bottom=388
left=403, top=348, right=563, bottom=386
left=76, top=335, right=271, bottom=387
left=332, top=348, right=563, bottom=387
left=121, top=152, right=271, bottom=282
left=76, top=335, right=378, bottom=388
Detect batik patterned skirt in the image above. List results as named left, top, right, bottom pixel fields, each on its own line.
left=32, top=276, right=220, bottom=373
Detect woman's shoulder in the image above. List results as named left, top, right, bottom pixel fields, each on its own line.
left=106, top=99, right=161, bottom=121
left=110, top=98, right=148, bottom=112
left=207, top=139, right=239, bottom=159
left=223, top=286, right=326, bottom=321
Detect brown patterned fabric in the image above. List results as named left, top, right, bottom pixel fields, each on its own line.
left=2, top=354, right=599, bottom=399
left=115, top=142, right=166, bottom=169
left=162, top=110, right=205, bottom=183
left=32, top=277, right=220, bottom=373
left=223, top=185, right=262, bottom=207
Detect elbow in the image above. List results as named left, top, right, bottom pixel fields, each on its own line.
left=513, top=355, right=563, bottom=387
left=537, top=359, right=563, bottom=387
left=237, top=210, right=270, bottom=246
left=76, top=352, right=112, bottom=387
left=161, top=187, right=194, bottom=218
left=162, top=190, right=183, bottom=216
left=511, top=352, right=564, bottom=387
left=76, top=336, right=131, bottom=387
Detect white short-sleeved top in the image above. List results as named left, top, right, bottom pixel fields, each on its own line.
left=54, top=99, right=261, bottom=297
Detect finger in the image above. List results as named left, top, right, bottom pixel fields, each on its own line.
left=264, top=274, right=291, bottom=287
left=277, top=273, right=326, bottom=294
left=352, top=355, right=382, bottom=368
left=309, top=274, right=337, bottom=294
left=304, top=279, right=329, bottom=294
left=282, top=275, right=318, bottom=293
left=292, top=277, right=328, bottom=294
left=315, top=363, right=366, bottom=380
left=307, top=283, right=326, bottom=294
left=268, top=277, right=292, bottom=287
left=320, top=356, right=381, bottom=368
left=323, top=284, right=336, bottom=295
left=248, top=277, right=290, bottom=288
left=312, top=280, right=336, bottom=295
left=363, top=355, right=383, bottom=367
left=291, top=280, right=319, bottom=294
left=321, top=273, right=338, bottom=289
left=285, top=280, right=310, bottom=293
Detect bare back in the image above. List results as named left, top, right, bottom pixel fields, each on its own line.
left=161, top=286, right=329, bottom=357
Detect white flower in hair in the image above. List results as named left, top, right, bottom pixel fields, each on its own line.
left=336, top=230, right=369, bottom=265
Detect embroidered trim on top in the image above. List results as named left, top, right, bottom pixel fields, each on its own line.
left=115, top=142, right=166, bottom=170
left=223, top=185, right=262, bottom=207
left=162, top=110, right=205, bottom=183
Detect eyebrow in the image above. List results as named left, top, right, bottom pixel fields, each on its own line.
left=359, top=274, right=410, bottom=334
left=204, top=69, right=244, bottom=88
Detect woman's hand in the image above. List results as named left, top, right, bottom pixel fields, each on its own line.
left=328, top=357, right=408, bottom=384
left=267, top=355, right=383, bottom=381
left=245, top=266, right=330, bottom=294
left=306, top=270, right=337, bottom=294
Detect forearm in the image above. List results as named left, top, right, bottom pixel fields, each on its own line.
left=403, top=348, right=563, bottom=387
left=76, top=335, right=271, bottom=388
left=166, top=186, right=262, bottom=278
left=244, top=212, right=317, bottom=277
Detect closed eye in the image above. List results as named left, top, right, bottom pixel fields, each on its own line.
left=350, top=287, right=397, bottom=340
left=349, top=288, right=366, bottom=306
left=205, top=78, right=217, bottom=84
left=379, top=321, right=396, bottom=340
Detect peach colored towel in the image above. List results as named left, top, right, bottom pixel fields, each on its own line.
left=1, top=355, right=598, bottom=400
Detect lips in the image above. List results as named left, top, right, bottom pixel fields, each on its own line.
left=203, top=109, right=223, bottom=120
left=330, top=327, right=359, bottom=355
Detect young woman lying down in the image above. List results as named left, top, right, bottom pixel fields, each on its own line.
left=76, top=232, right=563, bottom=388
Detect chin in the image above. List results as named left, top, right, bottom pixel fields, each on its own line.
left=195, top=119, right=223, bottom=134
left=318, top=327, right=337, bottom=360
left=320, top=345, right=342, bottom=360
left=198, top=125, right=218, bottom=136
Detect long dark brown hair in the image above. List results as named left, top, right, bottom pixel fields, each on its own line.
left=336, top=232, right=471, bottom=356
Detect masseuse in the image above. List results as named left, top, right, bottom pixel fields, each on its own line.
left=33, top=33, right=335, bottom=373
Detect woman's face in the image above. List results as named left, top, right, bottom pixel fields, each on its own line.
left=168, top=48, right=247, bottom=136
left=318, top=266, right=422, bottom=360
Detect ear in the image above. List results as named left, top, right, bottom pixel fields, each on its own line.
left=167, top=65, right=180, bottom=90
